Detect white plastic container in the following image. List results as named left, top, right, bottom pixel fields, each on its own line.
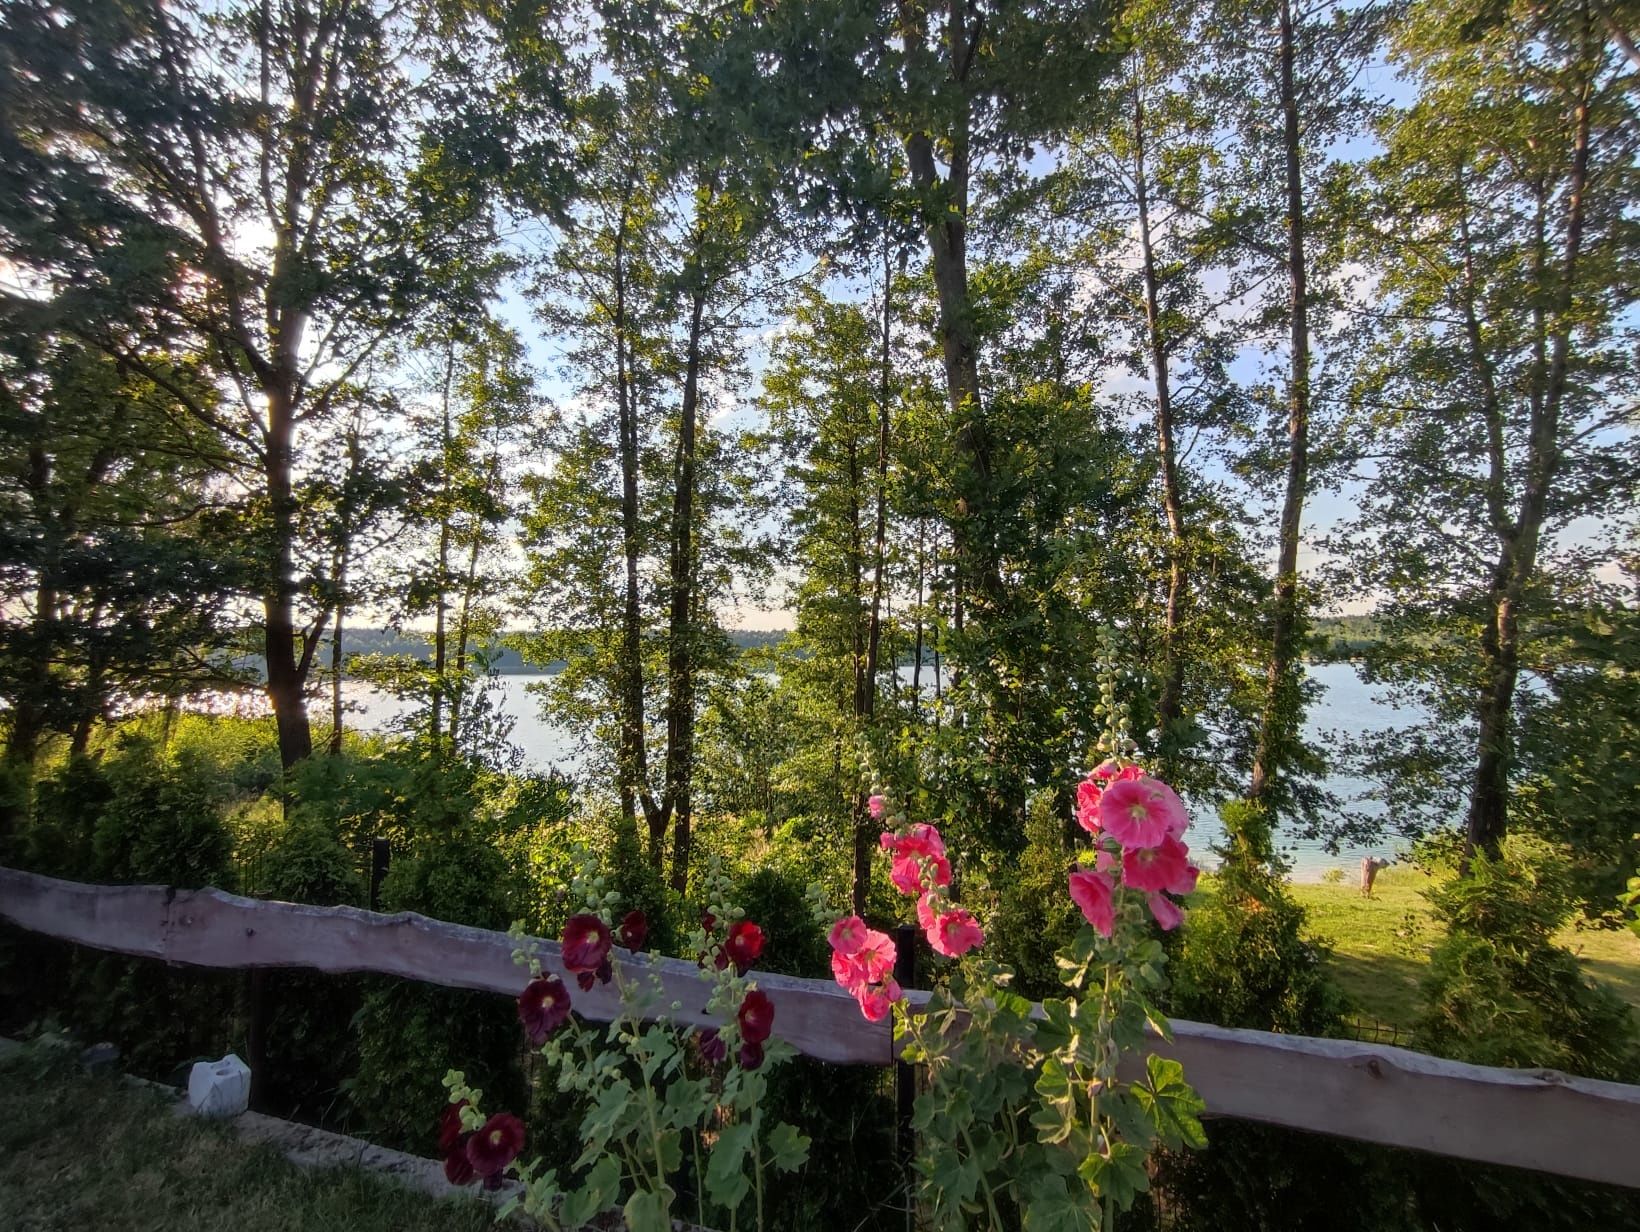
left=187, top=1053, right=251, bottom=1118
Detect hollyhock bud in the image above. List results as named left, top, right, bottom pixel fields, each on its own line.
left=739, top=1038, right=765, bottom=1071
left=698, top=1027, right=727, bottom=1065
left=1148, top=893, right=1185, bottom=931
left=444, top=1148, right=476, bottom=1186
left=868, top=794, right=887, bottom=820
left=438, top=1100, right=469, bottom=1156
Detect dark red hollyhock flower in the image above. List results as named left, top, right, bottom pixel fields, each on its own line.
left=518, top=975, right=572, bottom=1045
left=438, top=1100, right=469, bottom=1156
left=562, top=914, right=613, bottom=975
left=698, top=1027, right=727, bottom=1065
left=737, top=988, right=775, bottom=1045
left=465, top=1112, right=526, bottom=1180
left=701, top=910, right=717, bottom=933
left=444, top=1148, right=476, bottom=1186
left=717, top=920, right=766, bottom=973
left=738, top=1039, right=765, bottom=1071
left=619, top=910, right=648, bottom=951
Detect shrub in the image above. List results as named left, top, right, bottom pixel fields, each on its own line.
left=1414, top=836, right=1640, bottom=1082
left=251, top=817, right=367, bottom=1121
left=348, top=834, right=526, bottom=1150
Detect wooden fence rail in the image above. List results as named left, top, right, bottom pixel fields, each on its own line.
left=3, top=866, right=1638, bottom=1188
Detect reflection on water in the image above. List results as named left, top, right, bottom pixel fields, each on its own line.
left=325, top=660, right=1419, bottom=882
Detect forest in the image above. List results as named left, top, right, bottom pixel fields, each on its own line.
left=0, top=1, right=1637, bottom=1229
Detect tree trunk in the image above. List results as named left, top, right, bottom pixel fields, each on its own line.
left=1248, top=0, right=1310, bottom=808
left=1132, top=80, right=1189, bottom=750
left=665, top=271, right=709, bottom=896
left=605, top=201, right=661, bottom=852
left=1461, top=67, right=1591, bottom=861
left=264, top=381, right=312, bottom=769
left=431, top=343, right=456, bottom=744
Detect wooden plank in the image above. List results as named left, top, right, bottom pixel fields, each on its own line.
left=1155, top=1019, right=1640, bottom=1188
left=0, top=866, right=887, bottom=1066
left=4, top=865, right=1639, bottom=1186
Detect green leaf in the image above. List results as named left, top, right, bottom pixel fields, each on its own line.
left=705, top=1120, right=755, bottom=1210
left=623, top=1188, right=673, bottom=1232
left=1135, top=1055, right=1208, bottom=1150
left=1078, top=1139, right=1151, bottom=1210
left=768, top=1121, right=810, bottom=1172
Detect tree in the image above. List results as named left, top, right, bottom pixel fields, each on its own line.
left=762, top=279, right=902, bottom=910
left=0, top=0, right=495, bottom=767
left=1340, top=0, right=1637, bottom=858
left=1177, top=0, right=1384, bottom=827
left=0, top=334, right=239, bottom=773
left=517, top=10, right=783, bottom=890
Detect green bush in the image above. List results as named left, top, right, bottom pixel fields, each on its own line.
left=1414, top=837, right=1640, bottom=1082
left=251, top=817, right=367, bottom=1121
left=984, top=790, right=1084, bottom=1001
left=348, top=834, right=526, bottom=1151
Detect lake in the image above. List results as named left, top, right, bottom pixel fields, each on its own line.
left=338, top=660, right=1419, bottom=882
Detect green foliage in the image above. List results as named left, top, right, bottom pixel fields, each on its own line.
left=1414, top=838, right=1640, bottom=1082
left=349, top=835, right=525, bottom=1149
left=985, top=792, right=1086, bottom=1001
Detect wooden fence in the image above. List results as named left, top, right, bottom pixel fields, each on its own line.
left=3, top=865, right=1638, bottom=1189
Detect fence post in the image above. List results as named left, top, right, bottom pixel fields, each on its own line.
left=246, top=967, right=268, bottom=1110
left=894, top=923, right=916, bottom=1232
left=369, top=838, right=390, bottom=912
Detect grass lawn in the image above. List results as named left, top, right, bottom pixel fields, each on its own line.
left=0, top=1044, right=493, bottom=1232
left=1268, top=865, right=1640, bottom=1032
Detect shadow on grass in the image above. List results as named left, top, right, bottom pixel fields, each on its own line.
left=1321, top=948, right=1428, bottom=1030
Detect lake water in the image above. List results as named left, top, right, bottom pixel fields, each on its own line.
left=338, top=660, right=1417, bottom=882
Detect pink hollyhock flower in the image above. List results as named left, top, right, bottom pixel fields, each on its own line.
left=517, top=975, right=572, bottom=1045
left=465, top=1113, right=525, bottom=1180
left=1122, top=834, right=1193, bottom=893
left=1099, top=777, right=1189, bottom=849
left=698, top=1027, right=727, bottom=1065
left=868, top=794, right=887, bottom=819
left=828, top=915, right=869, bottom=956
left=856, top=977, right=903, bottom=1022
left=1075, top=761, right=1145, bottom=833
left=738, top=988, right=775, bottom=1044
left=890, top=849, right=952, bottom=897
left=619, top=910, right=648, bottom=951
left=832, top=949, right=866, bottom=995
left=881, top=822, right=946, bottom=860
left=1148, top=893, right=1185, bottom=931
left=830, top=927, right=895, bottom=994
left=927, top=907, right=985, bottom=958
left=739, top=1038, right=765, bottom=1070
left=1069, top=867, right=1116, bottom=937
left=718, top=919, right=766, bottom=972
left=916, top=894, right=937, bottom=932
left=562, top=914, right=613, bottom=975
